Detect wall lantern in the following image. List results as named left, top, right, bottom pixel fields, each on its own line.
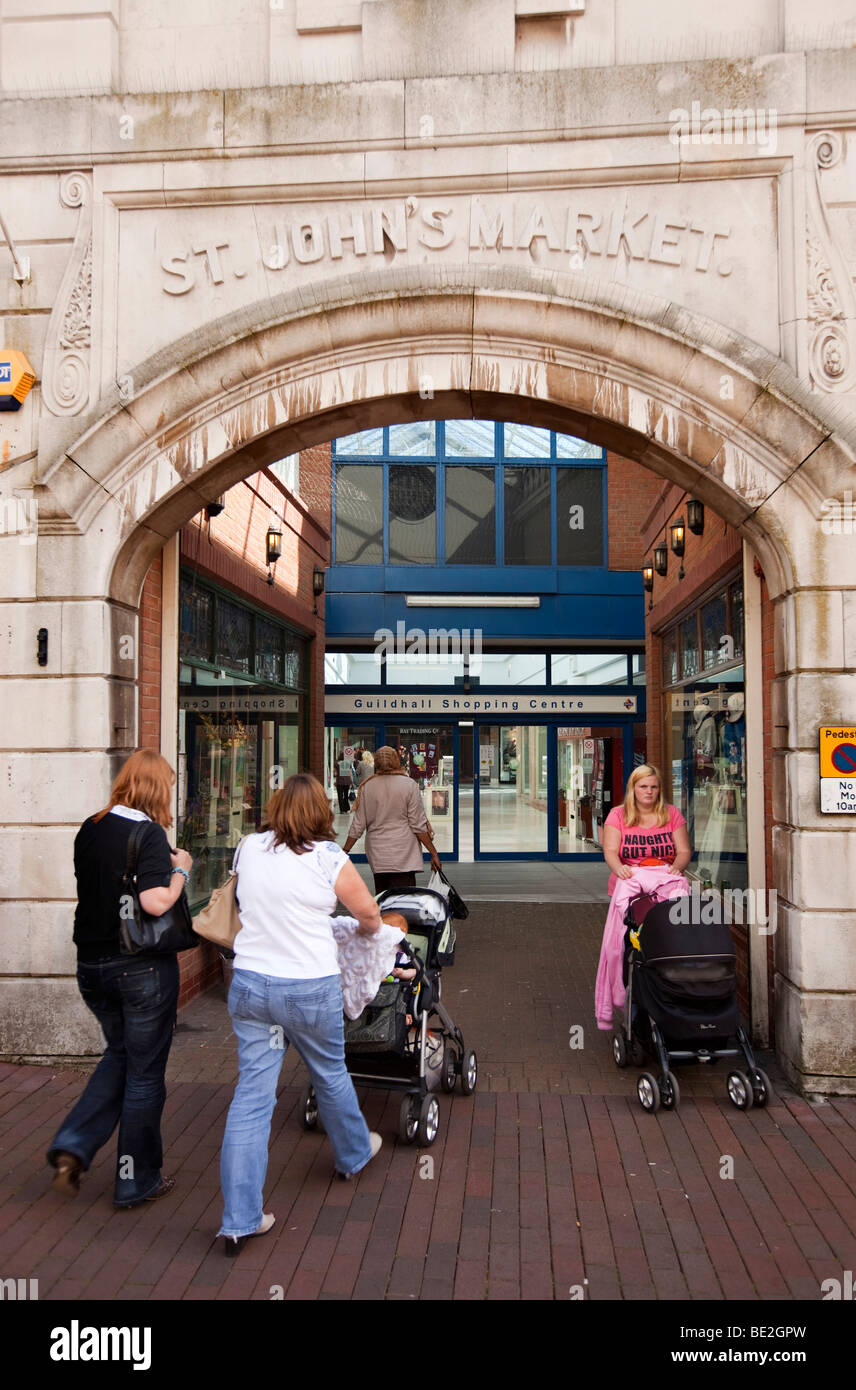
left=642, top=562, right=654, bottom=612
left=669, top=518, right=685, bottom=557
left=313, top=565, right=326, bottom=615
left=205, top=496, right=225, bottom=518
left=653, top=542, right=668, bottom=577
left=687, top=498, right=705, bottom=535
left=266, top=523, right=282, bottom=567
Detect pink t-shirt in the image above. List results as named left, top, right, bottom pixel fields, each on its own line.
left=604, top=804, right=687, bottom=895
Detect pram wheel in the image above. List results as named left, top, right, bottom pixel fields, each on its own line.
left=300, top=1084, right=319, bottom=1130
left=727, top=1070, right=755, bottom=1110
left=612, top=1033, right=628, bottom=1068
left=399, top=1095, right=420, bottom=1144
left=441, top=1045, right=457, bottom=1093
left=637, top=1072, right=661, bottom=1113
left=417, top=1095, right=440, bottom=1147
left=659, top=1071, right=680, bottom=1111
left=751, top=1067, right=773, bottom=1107
left=460, top=1048, right=478, bottom=1095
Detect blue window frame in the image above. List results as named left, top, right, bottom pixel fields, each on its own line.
left=332, top=422, right=606, bottom=566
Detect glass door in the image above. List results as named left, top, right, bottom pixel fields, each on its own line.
left=386, top=724, right=457, bottom=860
left=556, top=725, right=623, bottom=854
left=475, top=724, right=549, bottom=856
left=326, top=725, right=380, bottom=836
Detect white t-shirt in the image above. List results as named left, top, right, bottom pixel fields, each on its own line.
left=232, top=832, right=350, bottom=979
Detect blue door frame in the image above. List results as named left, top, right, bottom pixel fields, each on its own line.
left=326, top=716, right=638, bottom=863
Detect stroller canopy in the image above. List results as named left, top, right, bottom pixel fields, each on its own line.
left=636, top=898, right=736, bottom=966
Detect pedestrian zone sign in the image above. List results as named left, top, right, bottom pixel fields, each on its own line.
left=819, top=726, right=856, bottom=813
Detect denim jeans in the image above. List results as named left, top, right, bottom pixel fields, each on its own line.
left=219, top=970, right=372, bottom=1239
left=47, top=953, right=179, bottom=1206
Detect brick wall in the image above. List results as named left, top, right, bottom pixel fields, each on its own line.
left=138, top=550, right=162, bottom=752
left=607, top=453, right=664, bottom=568
left=136, top=459, right=331, bottom=1008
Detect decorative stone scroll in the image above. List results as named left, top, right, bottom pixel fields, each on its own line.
left=806, top=132, right=856, bottom=394
left=41, top=172, right=93, bottom=416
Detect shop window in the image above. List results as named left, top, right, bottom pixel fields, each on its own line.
left=180, top=584, right=213, bottom=663
left=255, top=616, right=284, bottom=685
left=445, top=465, right=496, bottom=565
left=660, top=577, right=746, bottom=890
left=217, top=598, right=252, bottom=674
left=334, top=463, right=383, bottom=563
left=701, top=594, right=728, bottom=670
left=386, top=651, right=466, bottom=684
left=389, top=464, right=436, bottom=564
left=556, top=466, right=604, bottom=566
left=679, top=614, right=699, bottom=679
left=632, top=654, right=646, bottom=686
left=729, top=581, right=745, bottom=659
left=504, top=466, right=550, bottom=564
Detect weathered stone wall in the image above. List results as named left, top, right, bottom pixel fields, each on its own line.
left=0, top=23, right=855, bottom=1087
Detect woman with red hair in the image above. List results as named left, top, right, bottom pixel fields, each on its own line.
left=46, top=749, right=193, bottom=1208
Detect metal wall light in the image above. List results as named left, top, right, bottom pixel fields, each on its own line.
left=313, top=566, right=325, bottom=615
left=687, top=498, right=705, bottom=535
left=653, top=542, right=668, bottom=577
left=670, top=517, right=686, bottom=580
left=642, top=562, right=654, bottom=612
left=266, top=521, right=282, bottom=585
left=265, top=523, right=282, bottom=567
left=205, top=496, right=225, bottom=518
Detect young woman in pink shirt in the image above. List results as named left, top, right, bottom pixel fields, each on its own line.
left=602, top=764, right=691, bottom=895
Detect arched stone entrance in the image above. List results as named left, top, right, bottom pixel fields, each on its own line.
left=8, top=266, right=856, bottom=1091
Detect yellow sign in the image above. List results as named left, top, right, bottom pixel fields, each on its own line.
left=0, top=349, right=36, bottom=411
left=819, top=727, right=856, bottom=778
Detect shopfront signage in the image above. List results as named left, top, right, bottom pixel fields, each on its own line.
left=819, top=726, right=856, bottom=813
left=326, top=693, right=637, bottom=716
left=180, top=694, right=299, bottom=713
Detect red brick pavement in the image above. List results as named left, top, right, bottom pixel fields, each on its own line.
left=1, top=905, right=855, bottom=1302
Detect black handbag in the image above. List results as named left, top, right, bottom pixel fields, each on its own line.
left=118, top=822, right=197, bottom=955
left=434, top=866, right=469, bottom=920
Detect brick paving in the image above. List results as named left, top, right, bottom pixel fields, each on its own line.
left=1, top=902, right=855, bottom=1301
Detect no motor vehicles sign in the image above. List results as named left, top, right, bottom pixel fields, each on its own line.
left=819, top=727, right=856, bottom=813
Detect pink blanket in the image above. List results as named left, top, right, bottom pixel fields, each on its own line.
left=594, top=868, right=690, bottom=1031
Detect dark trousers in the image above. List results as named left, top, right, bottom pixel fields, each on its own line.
left=373, top=871, right=417, bottom=895
left=47, top=953, right=179, bottom=1206
left=336, top=783, right=352, bottom=813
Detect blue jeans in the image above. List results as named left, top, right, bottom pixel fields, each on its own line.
left=219, top=970, right=372, bottom=1239
left=47, top=954, right=179, bottom=1205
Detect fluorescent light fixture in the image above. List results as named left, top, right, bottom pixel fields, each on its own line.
left=459, top=720, right=474, bottom=726
left=405, top=595, right=540, bottom=608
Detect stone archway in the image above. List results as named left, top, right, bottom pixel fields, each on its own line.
left=12, top=265, right=856, bottom=1090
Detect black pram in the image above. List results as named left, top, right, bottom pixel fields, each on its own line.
left=613, top=890, right=773, bottom=1113
left=298, top=888, right=477, bottom=1148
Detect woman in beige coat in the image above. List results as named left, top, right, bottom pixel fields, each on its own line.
left=342, top=746, right=441, bottom=893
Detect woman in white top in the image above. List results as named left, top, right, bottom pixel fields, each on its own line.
left=218, top=772, right=382, bottom=1254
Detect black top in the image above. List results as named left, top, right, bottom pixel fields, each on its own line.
left=73, top=812, right=173, bottom=961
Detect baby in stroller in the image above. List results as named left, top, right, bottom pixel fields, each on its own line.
left=380, top=910, right=418, bottom=981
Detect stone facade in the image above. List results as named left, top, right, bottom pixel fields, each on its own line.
left=0, top=3, right=855, bottom=1089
